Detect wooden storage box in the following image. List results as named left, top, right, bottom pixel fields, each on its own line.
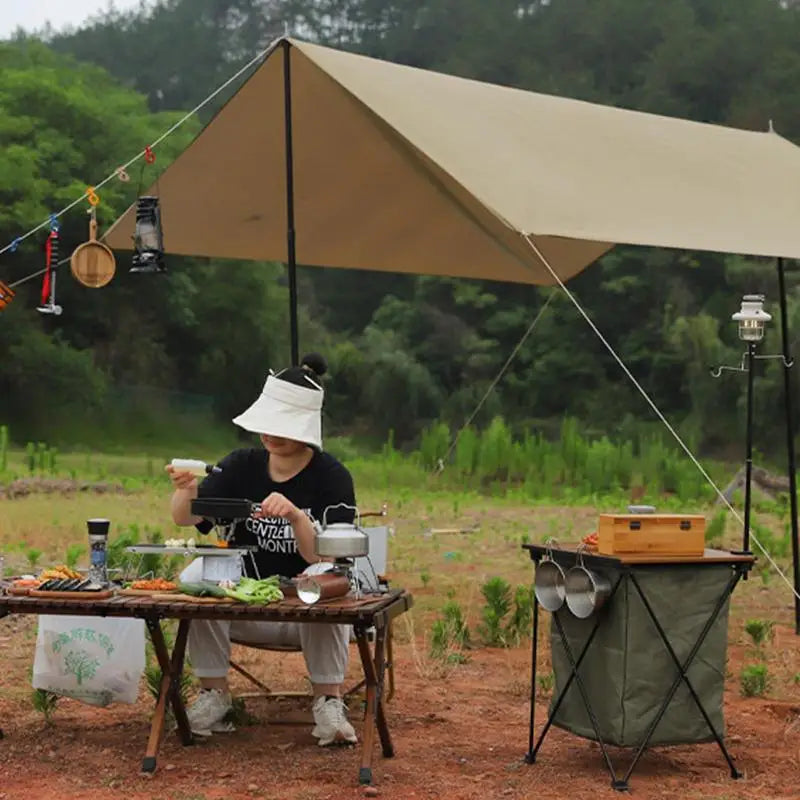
left=597, top=513, right=706, bottom=557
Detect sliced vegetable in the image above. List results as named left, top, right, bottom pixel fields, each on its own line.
left=177, top=581, right=230, bottom=598
left=224, top=576, right=283, bottom=605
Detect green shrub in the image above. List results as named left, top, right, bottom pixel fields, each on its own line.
left=740, top=664, right=769, bottom=697
left=430, top=600, right=470, bottom=661
left=64, top=544, right=85, bottom=570
left=705, top=510, right=727, bottom=545
left=479, top=576, right=512, bottom=646
left=744, top=619, right=775, bottom=650
left=31, top=689, right=59, bottom=723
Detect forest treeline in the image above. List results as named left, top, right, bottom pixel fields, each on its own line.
left=2, top=0, right=800, bottom=456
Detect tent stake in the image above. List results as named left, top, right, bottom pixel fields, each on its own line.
left=283, top=38, right=299, bottom=366
left=777, top=257, right=800, bottom=634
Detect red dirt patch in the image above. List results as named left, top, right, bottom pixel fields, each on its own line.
left=0, top=633, right=798, bottom=800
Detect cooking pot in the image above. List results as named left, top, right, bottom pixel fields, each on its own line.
left=313, top=503, right=369, bottom=559
left=565, top=547, right=611, bottom=619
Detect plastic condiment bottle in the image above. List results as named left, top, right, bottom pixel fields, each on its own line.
left=170, top=458, right=222, bottom=475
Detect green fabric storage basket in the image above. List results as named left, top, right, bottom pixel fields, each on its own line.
left=549, top=564, right=731, bottom=748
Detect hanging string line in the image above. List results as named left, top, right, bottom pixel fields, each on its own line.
left=437, top=289, right=556, bottom=471
left=522, top=234, right=800, bottom=604
left=0, top=35, right=283, bottom=261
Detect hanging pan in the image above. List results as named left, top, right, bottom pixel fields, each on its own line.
left=71, top=216, right=116, bottom=288
left=534, top=538, right=566, bottom=612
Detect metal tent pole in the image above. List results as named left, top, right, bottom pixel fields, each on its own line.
left=777, top=257, right=800, bottom=634
left=282, top=39, right=299, bottom=366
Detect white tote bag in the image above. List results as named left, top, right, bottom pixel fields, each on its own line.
left=32, top=615, right=146, bottom=707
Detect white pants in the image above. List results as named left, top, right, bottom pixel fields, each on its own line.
left=180, top=559, right=350, bottom=684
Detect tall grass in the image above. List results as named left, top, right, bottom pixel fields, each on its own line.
left=418, top=415, right=725, bottom=505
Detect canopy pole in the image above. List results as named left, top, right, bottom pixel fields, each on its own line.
left=777, top=257, right=800, bottom=634
left=282, top=39, right=299, bottom=366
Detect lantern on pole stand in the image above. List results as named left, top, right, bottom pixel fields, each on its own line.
left=732, top=295, right=771, bottom=555
left=712, top=295, right=773, bottom=556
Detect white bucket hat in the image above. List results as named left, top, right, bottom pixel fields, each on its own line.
left=232, top=371, right=323, bottom=449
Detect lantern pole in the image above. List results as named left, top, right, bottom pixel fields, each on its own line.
left=742, top=339, right=756, bottom=555
left=282, top=38, right=299, bottom=366
left=776, top=258, right=800, bottom=635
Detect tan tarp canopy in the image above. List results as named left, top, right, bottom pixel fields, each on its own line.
left=106, top=37, right=800, bottom=285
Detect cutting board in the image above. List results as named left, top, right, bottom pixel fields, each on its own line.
left=29, top=589, right=114, bottom=600
left=118, top=587, right=179, bottom=597
left=150, top=592, right=237, bottom=604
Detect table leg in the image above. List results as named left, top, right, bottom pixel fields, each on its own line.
left=552, top=611, right=621, bottom=787
left=169, top=619, right=192, bottom=746
left=528, top=574, right=623, bottom=766
left=371, top=627, right=393, bottom=757
left=525, top=589, right=540, bottom=763
left=142, top=619, right=171, bottom=773
left=622, top=570, right=743, bottom=786
left=355, top=624, right=394, bottom=785
left=142, top=618, right=193, bottom=774
left=355, top=627, right=377, bottom=785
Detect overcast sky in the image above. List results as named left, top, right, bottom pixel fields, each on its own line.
left=0, top=0, right=150, bottom=39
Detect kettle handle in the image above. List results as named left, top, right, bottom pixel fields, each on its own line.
left=322, top=502, right=360, bottom=529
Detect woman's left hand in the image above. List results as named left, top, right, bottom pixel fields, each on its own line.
left=257, top=491, right=301, bottom=522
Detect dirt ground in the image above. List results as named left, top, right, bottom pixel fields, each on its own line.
left=0, top=614, right=798, bottom=800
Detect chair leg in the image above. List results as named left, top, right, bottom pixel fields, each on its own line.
left=230, top=659, right=274, bottom=695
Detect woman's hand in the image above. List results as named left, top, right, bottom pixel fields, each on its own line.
left=165, top=464, right=198, bottom=491
left=258, top=491, right=302, bottom=522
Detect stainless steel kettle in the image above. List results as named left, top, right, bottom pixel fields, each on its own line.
left=313, top=503, right=369, bottom=559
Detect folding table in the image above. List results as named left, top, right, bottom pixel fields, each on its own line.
left=0, top=588, right=412, bottom=786
left=522, top=544, right=754, bottom=791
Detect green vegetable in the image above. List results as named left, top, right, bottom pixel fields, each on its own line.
left=224, top=576, right=283, bottom=605
left=178, top=581, right=229, bottom=598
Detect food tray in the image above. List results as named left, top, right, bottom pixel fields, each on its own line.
left=29, top=589, right=114, bottom=600
left=126, top=545, right=255, bottom=556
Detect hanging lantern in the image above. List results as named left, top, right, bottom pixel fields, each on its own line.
left=732, top=294, right=771, bottom=342
left=0, top=280, right=15, bottom=311
left=130, top=196, right=166, bottom=273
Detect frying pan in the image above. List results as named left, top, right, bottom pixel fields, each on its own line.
left=191, top=497, right=260, bottom=520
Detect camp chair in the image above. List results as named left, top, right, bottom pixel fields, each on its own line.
left=229, top=521, right=396, bottom=705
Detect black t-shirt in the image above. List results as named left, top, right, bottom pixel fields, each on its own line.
left=195, top=447, right=355, bottom=579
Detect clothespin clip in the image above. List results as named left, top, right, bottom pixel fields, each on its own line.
left=0, top=279, right=15, bottom=311
left=115, top=166, right=131, bottom=183
left=144, top=145, right=156, bottom=164
left=9, top=237, right=21, bottom=253
left=37, top=228, right=62, bottom=316
left=86, top=186, right=100, bottom=206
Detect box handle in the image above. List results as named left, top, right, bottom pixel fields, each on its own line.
left=629, top=520, right=641, bottom=530
left=680, top=520, right=692, bottom=530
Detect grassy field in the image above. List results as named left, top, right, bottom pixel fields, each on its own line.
left=1, top=445, right=798, bottom=699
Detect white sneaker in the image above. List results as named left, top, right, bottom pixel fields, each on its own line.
left=311, top=696, right=358, bottom=746
left=186, top=689, right=235, bottom=736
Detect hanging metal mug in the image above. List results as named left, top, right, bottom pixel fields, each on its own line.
left=565, top=544, right=611, bottom=619
left=534, top=539, right=567, bottom=612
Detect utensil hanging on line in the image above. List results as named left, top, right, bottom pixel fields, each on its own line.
left=70, top=208, right=116, bottom=288
left=0, top=280, right=15, bottom=312
left=37, top=229, right=62, bottom=316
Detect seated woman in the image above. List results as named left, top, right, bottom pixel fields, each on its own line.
left=166, top=352, right=357, bottom=745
